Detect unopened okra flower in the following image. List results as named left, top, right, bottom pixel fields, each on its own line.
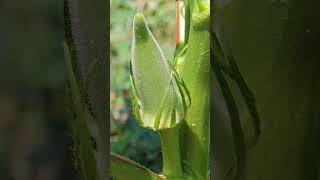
left=130, top=13, right=190, bottom=131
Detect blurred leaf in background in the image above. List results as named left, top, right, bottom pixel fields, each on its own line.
left=110, top=0, right=176, bottom=173
left=0, top=1, right=78, bottom=180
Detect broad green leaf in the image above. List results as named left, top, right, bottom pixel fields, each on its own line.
left=212, top=0, right=320, bottom=179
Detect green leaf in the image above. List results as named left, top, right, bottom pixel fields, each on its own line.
left=64, top=42, right=98, bottom=180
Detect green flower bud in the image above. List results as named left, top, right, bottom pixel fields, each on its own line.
left=130, top=13, right=190, bottom=130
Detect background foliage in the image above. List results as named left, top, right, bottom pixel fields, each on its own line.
left=0, top=0, right=79, bottom=180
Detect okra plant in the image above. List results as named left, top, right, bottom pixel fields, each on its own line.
left=65, top=0, right=210, bottom=179
left=66, top=0, right=318, bottom=179
left=111, top=0, right=210, bottom=180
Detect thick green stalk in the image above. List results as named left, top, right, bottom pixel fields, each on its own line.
left=196, top=0, right=206, bottom=12
left=159, top=128, right=183, bottom=178
left=178, top=4, right=210, bottom=179
left=110, top=153, right=165, bottom=180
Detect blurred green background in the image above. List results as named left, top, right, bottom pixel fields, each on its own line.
left=0, top=1, right=79, bottom=180
left=110, top=0, right=176, bottom=173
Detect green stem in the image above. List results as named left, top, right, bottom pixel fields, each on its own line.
left=196, top=0, right=206, bottom=12
left=159, top=128, right=183, bottom=178
left=178, top=5, right=210, bottom=179
left=110, top=153, right=165, bottom=180
left=184, top=0, right=191, bottom=44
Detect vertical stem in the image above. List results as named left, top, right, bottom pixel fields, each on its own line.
left=175, top=0, right=186, bottom=57
left=196, top=0, right=206, bottom=12
left=184, top=0, right=191, bottom=44
left=176, top=0, right=181, bottom=46
left=159, top=127, right=183, bottom=178
left=178, top=5, right=210, bottom=179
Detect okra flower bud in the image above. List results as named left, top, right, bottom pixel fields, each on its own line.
left=130, top=13, right=190, bottom=131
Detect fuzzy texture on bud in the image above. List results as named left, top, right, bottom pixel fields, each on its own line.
left=130, top=13, right=190, bottom=130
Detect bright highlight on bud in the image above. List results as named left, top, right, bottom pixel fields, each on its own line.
left=130, top=13, right=190, bottom=131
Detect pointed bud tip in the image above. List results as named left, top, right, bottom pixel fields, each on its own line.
left=134, top=13, right=145, bottom=23
left=133, top=13, right=149, bottom=42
